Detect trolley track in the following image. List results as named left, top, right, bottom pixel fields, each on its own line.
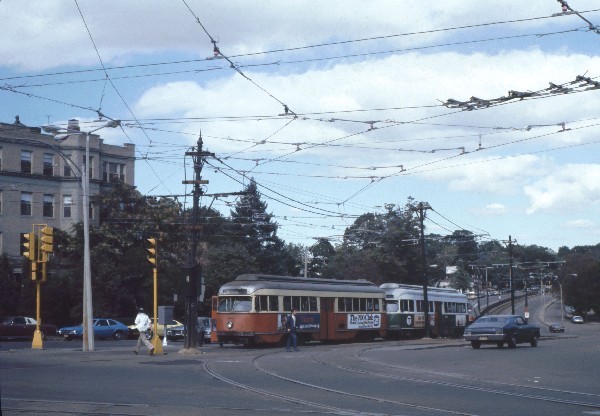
left=203, top=342, right=600, bottom=416
left=308, top=345, right=600, bottom=410
left=205, top=351, right=478, bottom=416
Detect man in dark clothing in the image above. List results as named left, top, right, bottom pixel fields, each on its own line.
left=286, top=309, right=299, bottom=352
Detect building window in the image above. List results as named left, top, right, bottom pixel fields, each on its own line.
left=21, top=192, right=32, bottom=216
left=43, top=194, right=54, bottom=217
left=83, top=156, right=93, bottom=179
left=63, top=195, right=72, bottom=218
left=21, top=150, right=32, bottom=174
left=63, top=154, right=72, bottom=177
left=43, top=153, right=54, bottom=176
left=103, top=162, right=125, bottom=183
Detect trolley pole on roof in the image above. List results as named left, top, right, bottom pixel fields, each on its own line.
left=182, top=132, right=214, bottom=351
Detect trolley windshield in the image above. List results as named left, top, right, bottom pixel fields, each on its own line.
left=218, top=296, right=252, bottom=312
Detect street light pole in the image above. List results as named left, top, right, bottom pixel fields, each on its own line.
left=82, top=131, right=93, bottom=351
left=43, top=119, right=120, bottom=352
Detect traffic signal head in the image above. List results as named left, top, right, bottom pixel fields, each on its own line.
left=22, top=232, right=36, bottom=261
left=146, top=238, right=157, bottom=267
left=40, top=226, right=54, bottom=260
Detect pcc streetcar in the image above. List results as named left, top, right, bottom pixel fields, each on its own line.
left=381, top=283, right=468, bottom=338
left=214, top=274, right=387, bottom=346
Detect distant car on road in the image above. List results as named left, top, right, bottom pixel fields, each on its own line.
left=166, top=317, right=206, bottom=345
left=58, top=318, right=129, bottom=341
left=571, top=315, right=584, bottom=324
left=548, top=323, right=565, bottom=333
left=0, top=316, right=57, bottom=340
left=463, top=314, right=540, bottom=349
left=128, top=319, right=183, bottom=339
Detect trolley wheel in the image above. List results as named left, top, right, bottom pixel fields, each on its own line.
left=471, top=341, right=481, bottom=349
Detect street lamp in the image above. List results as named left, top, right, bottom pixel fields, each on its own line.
left=558, top=274, right=576, bottom=324
left=43, top=119, right=120, bottom=352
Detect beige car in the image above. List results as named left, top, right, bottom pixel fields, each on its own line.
left=128, top=319, right=183, bottom=338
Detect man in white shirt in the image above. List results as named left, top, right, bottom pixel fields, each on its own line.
left=133, top=308, right=154, bottom=355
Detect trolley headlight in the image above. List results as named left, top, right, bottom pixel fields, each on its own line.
left=227, top=321, right=233, bottom=329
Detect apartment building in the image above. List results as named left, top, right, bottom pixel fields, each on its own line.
left=0, top=116, right=135, bottom=267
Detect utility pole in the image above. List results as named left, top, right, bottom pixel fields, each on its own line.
left=508, top=235, right=515, bottom=315
left=414, top=202, right=432, bottom=338
left=182, top=133, right=214, bottom=351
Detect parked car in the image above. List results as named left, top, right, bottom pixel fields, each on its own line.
left=128, top=319, right=183, bottom=339
left=571, top=315, right=584, bottom=324
left=463, top=314, right=540, bottom=349
left=166, top=318, right=206, bottom=345
left=58, top=318, right=129, bottom=341
left=0, top=316, right=57, bottom=340
left=548, top=323, right=565, bottom=333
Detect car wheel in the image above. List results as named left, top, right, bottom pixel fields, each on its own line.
left=507, top=335, right=517, bottom=348
left=496, top=342, right=504, bottom=348
left=471, top=341, right=481, bottom=349
left=530, top=336, right=539, bottom=347
left=113, top=330, right=125, bottom=341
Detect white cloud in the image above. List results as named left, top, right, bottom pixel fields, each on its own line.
left=564, top=219, right=595, bottom=228
left=524, top=164, right=600, bottom=213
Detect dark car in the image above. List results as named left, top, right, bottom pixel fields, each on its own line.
left=463, top=314, right=540, bottom=349
left=548, top=323, right=565, bottom=333
left=166, top=318, right=205, bottom=345
left=0, top=316, right=57, bottom=340
left=58, top=318, right=129, bottom=341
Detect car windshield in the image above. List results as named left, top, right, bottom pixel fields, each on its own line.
left=218, top=296, right=252, bottom=312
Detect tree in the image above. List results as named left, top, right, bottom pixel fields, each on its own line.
left=561, top=252, right=600, bottom=316
left=228, top=179, right=294, bottom=275
left=0, top=254, right=20, bottom=316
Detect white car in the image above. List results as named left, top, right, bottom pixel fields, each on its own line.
left=571, top=315, right=584, bottom=324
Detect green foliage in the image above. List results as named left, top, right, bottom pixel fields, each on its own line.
left=0, top=254, right=20, bottom=316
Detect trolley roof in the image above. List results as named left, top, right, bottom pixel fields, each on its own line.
left=380, top=283, right=467, bottom=302
left=218, top=274, right=383, bottom=296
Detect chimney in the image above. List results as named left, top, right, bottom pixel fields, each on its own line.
left=67, top=119, right=80, bottom=131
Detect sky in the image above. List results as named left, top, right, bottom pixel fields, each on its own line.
left=1, top=1, right=600, bottom=252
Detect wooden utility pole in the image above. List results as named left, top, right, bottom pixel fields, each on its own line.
left=414, top=202, right=432, bottom=338
left=182, top=133, right=214, bottom=350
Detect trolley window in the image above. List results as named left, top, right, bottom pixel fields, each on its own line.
left=338, top=297, right=382, bottom=312
left=400, top=299, right=414, bottom=312
left=386, top=300, right=399, bottom=313
left=218, top=296, right=252, bottom=312
left=283, top=296, right=317, bottom=312
left=256, top=295, right=279, bottom=312
left=416, top=300, right=434, bottom=313
left=444, top=302, right=467, bottom=314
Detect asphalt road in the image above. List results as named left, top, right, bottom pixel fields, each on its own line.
left=1, top=296, right=598, bottom=416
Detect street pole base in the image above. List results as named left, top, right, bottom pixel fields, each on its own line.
left=32, top=330, right=44, bottom=350
left=151, top=335, right=164, bottom=355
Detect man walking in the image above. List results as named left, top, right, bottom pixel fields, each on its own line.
left=286, top=309, right=299, bottom=352
left=133, top=308, right=154, bottom=355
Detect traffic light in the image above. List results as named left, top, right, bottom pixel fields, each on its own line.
left=147, top=238, right=157, bottom=267
left=40, top=226, right=54, bottom=261
left=22, top=232, right=36, bottom=261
